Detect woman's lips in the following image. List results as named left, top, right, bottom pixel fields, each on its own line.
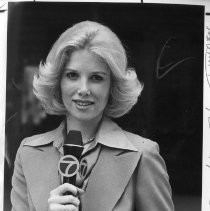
left=73, top=100, right=94, bottom=109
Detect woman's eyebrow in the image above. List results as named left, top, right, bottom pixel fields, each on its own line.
left=92, top=71, right=109, bottom=75
left=63, top=68, right=109, bottom=75
left=63, top=68, right=78, bottom=72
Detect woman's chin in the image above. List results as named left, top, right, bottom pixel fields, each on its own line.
left=68, top=112, right=97, bottom=122
left=68, top=111, right=103, bottom=123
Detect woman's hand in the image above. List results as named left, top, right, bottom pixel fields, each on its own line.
left=48, top=183, right=84, bottom=211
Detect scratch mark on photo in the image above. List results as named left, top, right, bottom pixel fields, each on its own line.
left=156, top=37, right=196, bottom=79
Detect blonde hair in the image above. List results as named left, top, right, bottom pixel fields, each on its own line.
left=33, top=21, right=143, bottom=118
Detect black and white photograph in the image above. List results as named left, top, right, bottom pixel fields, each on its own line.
left=4, top=2, right=204, bottom=211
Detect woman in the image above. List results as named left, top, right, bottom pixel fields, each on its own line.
left=11, top=21, right=174, bottom=211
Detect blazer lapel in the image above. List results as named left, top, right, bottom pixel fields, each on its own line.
left=22, top=144, right=61, bottom=211
left=81, top=146, right=141, bottom=211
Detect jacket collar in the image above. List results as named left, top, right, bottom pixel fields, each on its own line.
left=23, top=121, right=65, bottom=148
left=96, top=117, right=137, bottom=151
left=23, top=117, right=137, bottom=152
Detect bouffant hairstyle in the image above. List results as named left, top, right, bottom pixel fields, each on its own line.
left=33, top=21, right=143, bottom=118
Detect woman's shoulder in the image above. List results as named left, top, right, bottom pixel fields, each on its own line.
left=19, top=121, right=65, bottom=149
left=16, top=132, right=54, bottom=157
left=21, top=130, right=54, bottom=146
left=123, top=130, right=159, bottom=153
left=104, top=118, right=159, bottom=153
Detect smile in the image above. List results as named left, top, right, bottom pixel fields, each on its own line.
left=73, top=100, right=94, bottom=108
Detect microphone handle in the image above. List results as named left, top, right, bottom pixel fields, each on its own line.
left=63, top=177, right=76, bottom=196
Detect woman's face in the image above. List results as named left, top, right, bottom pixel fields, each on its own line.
left=60, top=49, right=111, bottom=123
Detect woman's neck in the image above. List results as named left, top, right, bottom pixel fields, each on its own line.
left=66, top=115, right=102, bottom=144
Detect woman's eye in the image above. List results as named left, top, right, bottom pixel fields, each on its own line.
left=66, top=72, right=78, bottom=80
left=91, top=75, right=103, bottom=81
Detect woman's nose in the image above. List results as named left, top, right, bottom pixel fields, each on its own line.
left=77, top=79, right=90, bottom=96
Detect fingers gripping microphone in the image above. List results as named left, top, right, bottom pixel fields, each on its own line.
left=58, top=130, right=83, bottom=190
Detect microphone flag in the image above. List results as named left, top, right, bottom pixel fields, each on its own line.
left=58, top=130, right=84, bottom=186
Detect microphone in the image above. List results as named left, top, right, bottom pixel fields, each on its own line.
left=58, top=130, right=83, bottom=193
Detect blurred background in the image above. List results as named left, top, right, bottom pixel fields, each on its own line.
left=5, top=2, right=204, bottom=211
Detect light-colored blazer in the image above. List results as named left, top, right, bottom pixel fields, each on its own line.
left=11, top=118, right=174, bottom=211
